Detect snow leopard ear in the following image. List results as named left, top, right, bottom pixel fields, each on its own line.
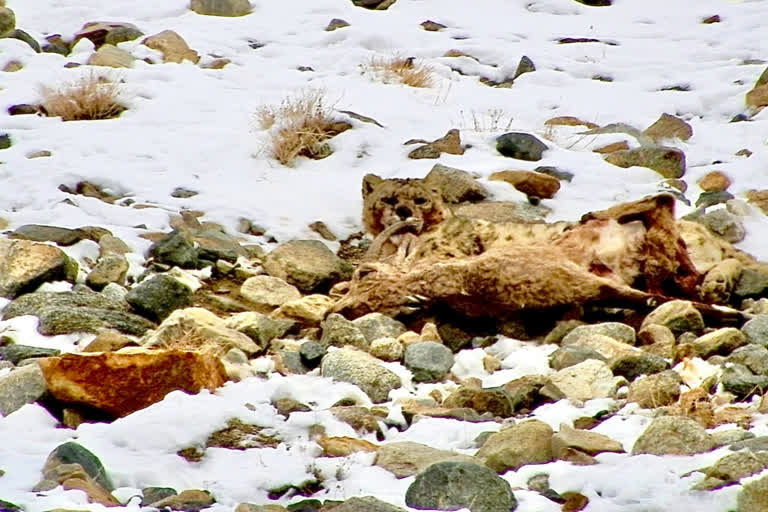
left=362, top=174, right=383, bottom=198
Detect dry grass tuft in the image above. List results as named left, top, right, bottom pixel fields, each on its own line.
left=255, top=89, right=351, bottom=166
left=40, top=73, right=127, bottom=121
left=363, top=56, right=436, bottom=88
left=457, top=108, right=514, bottom=132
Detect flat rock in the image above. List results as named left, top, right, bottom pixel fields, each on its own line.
left=9, top=225, right=85, bottom=246
left=321, top=348, right=401, bottom=403
left=38, top=349, right=227, bottom=417
left=548, top=359, right=623, bottom=401
left=551, top=424, right=624, bottom=457
left=489, top=170, right=560, bottom=199
left=604, top=146, right=686, bottom=179
left=190, top=0, right=252, bottom=16
left=374, top=441, right=481, bottom=478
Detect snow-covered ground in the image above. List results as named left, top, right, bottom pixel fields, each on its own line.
left=2, top=0, right=768, bottom=511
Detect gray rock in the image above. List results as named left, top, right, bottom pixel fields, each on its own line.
left=696, top=190, right=734, bottom=210
left=475, top=419, right=554, bottom=472
left=0, top=364, right=48, bottom=416
left=225, top=312, right=294, bottom=350
left=321, top=348, right=401, bottom=403
left=148, top=230, right=199, bottom=269
left=604, top=146, right=686, bottom=179
left=697, top=209, right=746, bottom=244
left=2, top=290, right=129, bottom=320
left=495, top=132, right=548, bottom=161
left=720, top=363, right=768, bottom=399
left=263, top=240, right=353, bottom=293
left=442, top=385, right=513, bottom=418
left=141, top=487, right=178, bottom=507
left=729, top=436, right=768, bottom=452
left=0, top=345, right=60, bottom=365
left=330, top=496, right=406, bottom=512
left=9, top=225, right=85, bottom=246
left=424, top=164, right=488, bottom=204
left=0, top=239, right=73, bottom=299
left=632, top=416, right=716, bottom=455
left=562, top=322, right=636, bottom=345
left=320, top=313, right=368, bottom=350
left=240, top=275, right=300, bottom=308
left=45, top=442, right=114, bottom=491
left=0, top=6, right=15, bottom=37
left=728, top=344, right=768, bottom=375
left=404, top=342, right=454, bottom=383
left=610, top=352, right=670, bottom=380
left=534, top=165, right=574, bottom=182
left=375, top=441, right=481, bottom=478
left=405, top=461, right=517, bottom=512
left=352, top=313, right=407, bottom=343
left=190, top=0, right=252, bottom=16
left=126, top=274, right=192, bottom=322
left=325, top=18, right=350, bottom=31
left=738, top=472, right=768, bottom=512
left=695, top=451, right=768, bottom=491
left=512, top=55, right=535, bottom=80
left=640, top=300, right=704, bottom=334
left=742, top=315, right=768, bottom=347
left=36, top=306, right=155, bottom=336
left=735, top=269, right=768, bottom=299
left=86, top=254, right=129, bottom=289
left=103, top=26, right=144, bottom=46
left=299, top=341, right=326, bottom=368
left=503, top=375, right=553, bottom=412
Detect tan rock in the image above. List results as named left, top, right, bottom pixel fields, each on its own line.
left=693, top=327, right=746, bottom=359
left=489, top=170, right=560, bottom=199
left=746, top=189, right=768, bottom=216
left=698, top=171, right=731, bottom=192
left=62, top=477, right=120, bottom=506
left=551, top=424, right=624, bottom=457
left=420, top=322, right=442, bottom=342
left=746, top=83, right=768, bottom=108
left=476, top=419, right=554, bottom=472
left=38, top=348, right=227, bottom=416
left=3, top=60, right=23, bottom=72
left=271, top=294, right=334, bottom=324
left=143, top=30, right=200, bottom=64
left=548, top=359, right=623, bottom=401
left=626, top=370, right=682, bottom=408
left=240, top=275, right=301, bottom=308
left=643, top=113, right=693, bottom=142
left=0, top=239, right=72, bottom=299
left=317, top=436, right=378, bottom=457
left=190, top=0, right=252, bottom=17
left=369, top=337, right=403, bottom=361
left=87, top=44, right=135, bottom=68
left=544, top=116, right=599, bottom=129
left=375, top=441, right=481, bottom=478
left=593, top=141, right=629, bottom=154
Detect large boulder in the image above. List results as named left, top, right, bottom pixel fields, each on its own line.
left=0, top=240, right=73, bottom=299
left=263, top=240, right=353, bottom=293
left=320, top=348, right=401, bottom=403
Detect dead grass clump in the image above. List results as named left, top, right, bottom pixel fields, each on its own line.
left=40, top=73, right=127, bottom=121
left=457, top=108, right=514, bottom=132
left=363, top=56, right=436, bottom=88
left=255, top=89, right=351, bottom=166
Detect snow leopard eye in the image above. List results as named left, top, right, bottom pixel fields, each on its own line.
left=382, top=196, right=397, bottom=206
left=414, top=197, right=428, bottom=205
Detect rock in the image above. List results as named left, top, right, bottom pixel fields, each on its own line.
left=126, top=274, right=192, bottom=322
left=74, top=22, right=140, bottom=48
left=330, top=405, right=381, bottom=433
left=561, top=332, right=636, bottom=361
left=694, top=451, right=768, bottom=490
left=148, top=230, right=199, bottom=269
left=240, top=276, right=301, bottom=308
left=144, top=307, right=259, bottom=355
left=142, top=30, right=200, bottom=64
left=0, top=345, right=60, bottom=364
left=263, top=240, right=353, bottom=293
left=316, top=436, right=378, bottom=457
left=738, top=472, right=768, bottom=512
left=38, top=349, right=227, bottom=417
left=44, top=442, right=114, bottom=491
left=551, top=424, right=624, bottom=458
left=272, top=294, right=334, bottom=324
left=452, top=201, right=550, bottom=224
left=9, top=225, right=86, bottom=246
left=2, top=290, right=128, bottom=319
left=0, top=6, right=15, bottom=37
left=698, top=171, right=731, bottom=192
left=563, top=322, right=636, bottom=345
left=374, top=441, right=481, bottom=478
left=701, top=258, right=742, bottom=303
left=225, top=312, right=294, bottom=350
left=696, top=190, right=734, bottom=210
left=729, top=436, right=768, bottom=452
left=610, top=352, right=670, bottom=380
left=152, top=489, right=215, bottom=511
left=299, top=341, right=326, bottom=368
left=693, top=327, right=747, bottom=359
left=746, top=84, right=768, bottom=109
left=7, top=29, right=40, bottom=53
left=495, top=132, right=548, bottom=161
left=476, top=419, right=554, bottom=472
left=142, top=487, right=178, bottom=506
left=0, top=364, right=48, bottom=415
left=735, top=269, right=768, bottom=300
left=352, top=0, right=398, bottom=9
left=104, top=26, right=144, bottom=45
left=326, top=18, right=350, bottom=31
left=641, top=300, right=704, bottom=334
left=0, top=240, right=73, bottom=298
left=420, top=20, right=446, bottom=31
left=86, top=254, right=129, bottom=289
left=321, top=348, right=401, bottom=403
left=83, top=331, right=135, bottom=352
left=325, top=496, right=405, bottom=512
left=534, top=165, right=574, bottom=182
left=369, top=337, right=403, bottom=361
left=352, top=313, right=407, bottom=343
left=549, top=346, right=607, bottom=370
left=190, top=0, right=252, bottom=16
left=320, top=313, right=368, bottom=350
left=37, top=306, right=154, bottom=336
left=720, top=363, right=768, bottom=399
left=424, top=164, right=488, bottom=203
left=8, top=104, right=41, bottom=116
left=643, top=113, right=693, bottom=142
left=548, top=359, right=622, bottom=400
left=743, top=315, right=768, bottom=347
left=407, top=129, right=465, bottom=159
left=696, top=209, right=746, bottom=244
left=626, top=370, right=682, bottom=408
left=87, top=44, right=135, bottom=68
left=488, top=170, right=560, bottom=199
left=403, top=342, right=454, bottom=383
left=638, top=323, right=675, bottom=346
left=746, top=189, right=768, bottom=215
left=442, top=385, right=513, bottom=418
left=512, top=55, right=535, bottom=80
left=0, top=133, right=10, bottom=150
left=604, top=146, right=686, bottom=179
left=632, top=416, right=716, bottom=455
left=405, top=461, right=517, bottom=512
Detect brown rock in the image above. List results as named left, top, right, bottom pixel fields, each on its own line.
left=63, top=477, right=121, bottom=506
left=38, top=349, right=227, bottom=417
left=0, top=239, right=72, bottom=299
left=698, top=171, right=731, bottom=192
left=544, top=116, right=599, bottom=129
left=317, top=436, right=378, bottom=457
left=593, top=141, right=629, bottom=153
left=626, top=370, right=682, bottom=408
left=643, top=113, right=693, bottom=142
left=476, top=419, right=554, bottom=472
left=604, top=146, right=686, bottom=179
left=153, top=489, right=215, bottom=510
left=87, top=44, right=135, bottom=68
left=746, top=189, right=768, bottom=215
left=489, top=170, right=560, bottom=199
left=420, top=20, right=446, bottom=31
left=142, top=30, right=200, bottom=64
left=561, top=492, right=589, bottom=512
left=82, top=330, right=136, bottom=352
left=375, top=441, right=480, bottom=478
left=551, top=424, right=624, bottom=457
left=325, top=18, right=350, bottom=31
left=407, top=129, right=464, bottom=159
left=746, top=84, right=768, bottom=109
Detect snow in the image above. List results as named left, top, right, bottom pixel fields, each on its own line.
left=1, top=0, right=768, bottom=511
